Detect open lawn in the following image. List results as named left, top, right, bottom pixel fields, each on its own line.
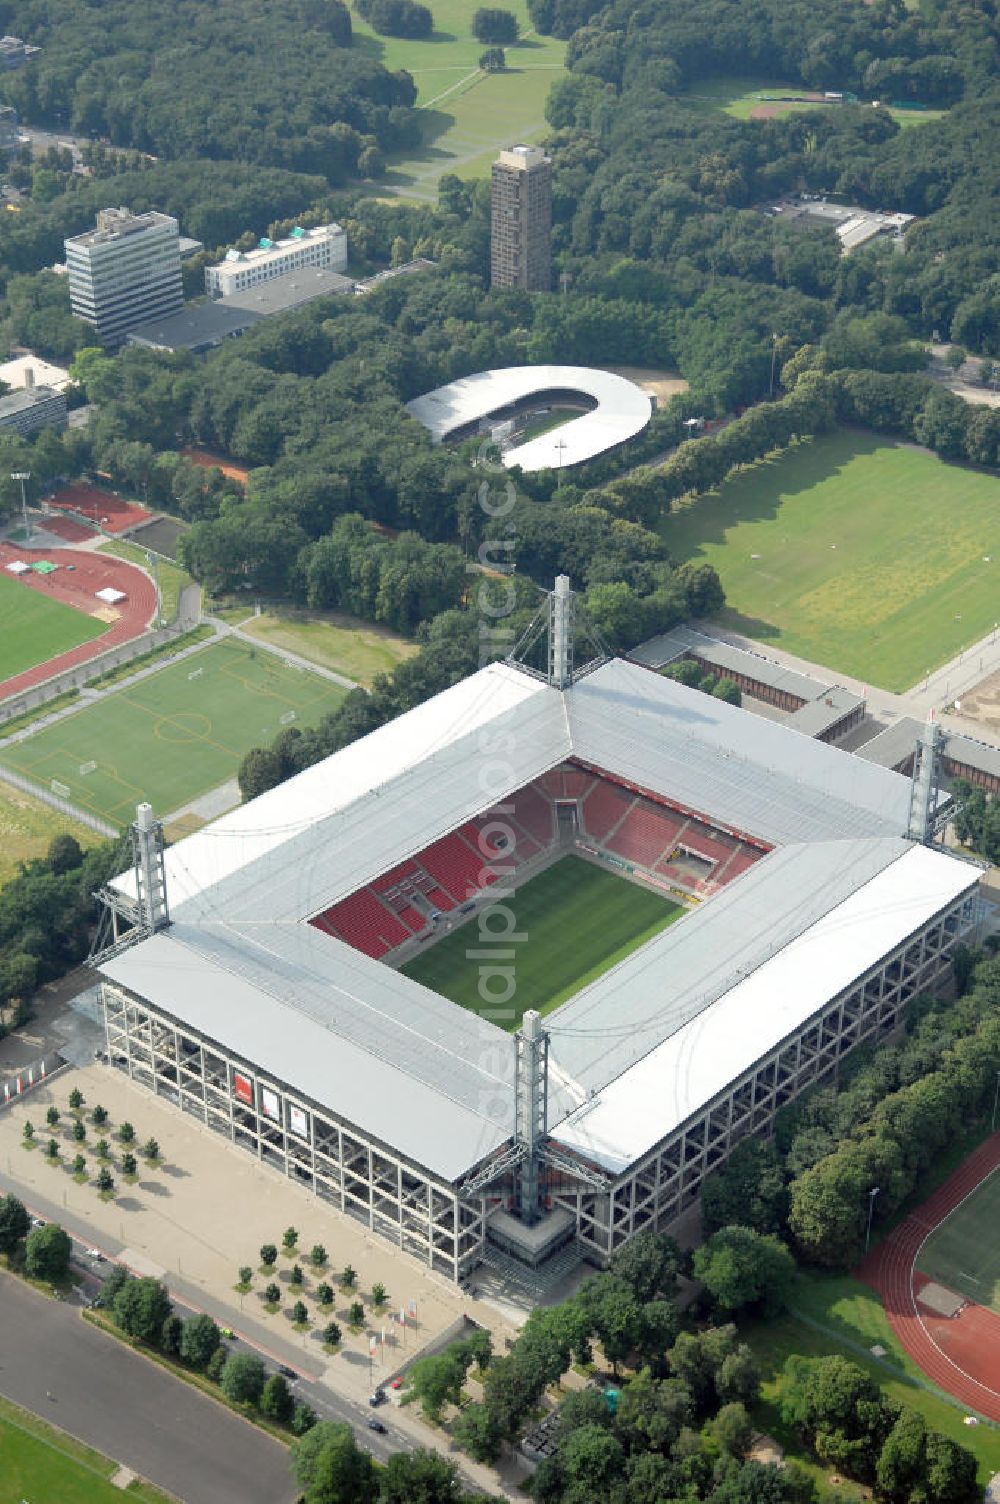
left=917, top=1164, right=1000, bottom=1314
left=0, top=781, right=96, bottom=888
left=743, top=1271, right=1000, bottom=1488
left=0, top=1393, right=171, bottom=1503
left=0, top=573, right=106, bottom=684
left=354, top=0, right=564, bottom=199
left=402, top=855, right=683, bottom=1027
left=0, top=639, right=348, bottom=827
left=662, top=429, right=1000, bottom=691
left=97, top=539, right=194, bottom=624
left=238, top=608, right=418, bottom=687
left=676, top=75, right=946, bottom=128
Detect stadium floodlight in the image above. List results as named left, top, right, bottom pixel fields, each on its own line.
left=10, top=470, right=30, bottom=544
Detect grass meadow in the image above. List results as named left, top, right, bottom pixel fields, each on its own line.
left=0, top=781, right=96, bottom=887
left=0, top=638, right=348, bottom=827
left=661, top=429, right=1000, bottom=691
left=0, top=573, right=106, bottom=684
left=237, top=607, right=419, bottom=688
left=402, top=855, right=683, bottom=1027
left=0, top=1394, right=172, bottom=1504
left=353, top=0, right=565, bottom=198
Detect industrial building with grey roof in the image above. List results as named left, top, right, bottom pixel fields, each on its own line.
left=95, top=600, right=983, bottom=1280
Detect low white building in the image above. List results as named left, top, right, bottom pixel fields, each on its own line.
left=206, top=223, right=347, bottom=299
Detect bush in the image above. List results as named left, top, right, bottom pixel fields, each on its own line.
left=310, top=1244, right=327, bottom=1268
left=316, top=1282, right=334, bottom=1307
left=292, top=1400, right=318, bottom=1435
left=265, top=1282, right=281, bottom=1306
left=121, top=1151, right=137, bottom=1177
left=45, top=1106, right=59, bottom=1128
left=119, top=1121, right=135, bottom=1143
left=113, top=1276, right=172, bottom=1344
left=220, top=1352, right=266, bottom=1407
left=68, top=1087, right=84, bottom=1110
left=0, top=1194, right=29, bottom=1255
left=473, top=5, right=518, bottom=40
left=24, top=1222, right=71, bottom=1282
left=348, top=1300, right=365, bottom=1327
left=291, top=1299, right=308, bottom=1326
left=142, top=1137, right=159, bottom=1162
left=94, top=1263, right=129, bottom=1310
left=368, top=0, right=432, bottom=35
left=91, top=1105, right=108, bottom=1127
left=206, top=1347, right=227, bottom=1383
left=45, top=1138, right=59, bottom=1161
left=260, top=1243, right=278, bottom=1268
left=323, top=1320, right=342, bottom=1347
left=290, top=1263, right=303, bottom=1287
left=238, top=1265, right=253, bottom=1288
left=180, top=1313, right=221, bottom=1370
left=282, top=1226, right=298, bottom=1251
left=262, top=1372, right=295, bottom=1423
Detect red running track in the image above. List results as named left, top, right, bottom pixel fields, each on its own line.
left=858, top=1132, right=1000, bottom=1420
left=0, top=542, right=157, bottom=701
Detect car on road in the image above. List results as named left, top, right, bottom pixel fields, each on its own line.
left=368, top=1420, right=387, bottom=1434
left=85, top=1248, right=106, bottom=1261
left=368, top=1389, right=386, bottom=1407
left=30, top=1217, right=45, bottom=1228
left=220, top=1327, right=236, bottom=1339
left=278, top=1365, right=297, bottom=1382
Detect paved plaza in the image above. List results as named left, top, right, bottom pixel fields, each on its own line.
left=0, top=1064, right=518, bottom=1403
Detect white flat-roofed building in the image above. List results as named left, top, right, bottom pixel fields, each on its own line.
left=95, top=635, right=982, bottom=1282
left=0, top=384, right=67, bottom=436
left=65, top=207, right=183, bottom=348
left=205, top=223, right=347, bottom=299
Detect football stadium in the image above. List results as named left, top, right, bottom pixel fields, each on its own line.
left=92, top=581, right=983, bottom=1283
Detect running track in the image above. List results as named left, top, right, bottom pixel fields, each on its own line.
left=0, top=543, right=157, bottom=701
left=858, top=1132, right=1000, bottom=1420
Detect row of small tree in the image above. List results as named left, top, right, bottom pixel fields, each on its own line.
left=244, top=1229, right=387, bottom=1340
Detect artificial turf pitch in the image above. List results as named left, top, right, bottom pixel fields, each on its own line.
left=662, top=428, right=1000, bottom=692
left=0, top=638, right=348, bottom=827
left=0, top=572, right=106, bottom=683
left=402, top=855, right=683, bottom=1029
left=916, top=1165, right=1000, bottom=1316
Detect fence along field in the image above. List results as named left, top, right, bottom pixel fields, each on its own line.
left=0, top=639, right=348, bottom=828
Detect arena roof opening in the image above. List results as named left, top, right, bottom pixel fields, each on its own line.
left=404, top=365, right=652, bottom=471
left=95, top=583, right=983, bottom=1279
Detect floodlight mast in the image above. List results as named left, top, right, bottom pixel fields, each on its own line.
left=548, top=573, right=574, bottom=688
left=514, top=1009, right=549, bottom=1225
left=133, top=801, right=170, bottom=932
left=10, top=470, right=30, bottom=544
left=906, top=713, right=945, bottom=844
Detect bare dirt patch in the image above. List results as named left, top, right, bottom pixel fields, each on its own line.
left=952, top=667, right=1000, bottom=734
left=604, top=365, right=689, bottom=403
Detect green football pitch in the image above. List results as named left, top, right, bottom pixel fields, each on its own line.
left=0, top=1394, right=171, bottom=1504
left=661, top=428, right=1000, bottom=692
left=402, top=855, right=684, bottom=1029
left=0, top=572, right=106, bottom=683
left=0, top=638, right=348, bottom=827
left=916, top=1165, right=1000, bottom=1315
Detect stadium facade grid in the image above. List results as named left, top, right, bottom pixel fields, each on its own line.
left=93, top=584, right=983, bottom=1282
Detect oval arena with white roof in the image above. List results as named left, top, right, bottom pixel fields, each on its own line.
left=405, top=364, right=653, bottom=471
left=95, top=583, right=982, bottom=1283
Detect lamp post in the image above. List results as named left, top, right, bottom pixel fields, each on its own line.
left=769, top=333, right=779, bottom=398
left=865, top=1186, right=880, bottom=1255
left=11, top=470, right=30, bottom=544
left=554, top=438, right=566, bottom=470
left=991, top=1070, right=1000, bottom=1133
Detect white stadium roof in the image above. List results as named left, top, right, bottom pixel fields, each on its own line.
left=102, top=657, right=979, bottom=1185
left=405, top=365, right=652, bottom=471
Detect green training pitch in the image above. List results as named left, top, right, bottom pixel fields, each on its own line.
left=402, top=854, right=684, bottom=1029
left=353, top=0, right=565, bottom=200
left=916, top=1166, right=1000, bottom=1316
left=676, top=75, right=946, bottom=128
left=0, top=638, right=348, bottom=827
left=661, top=428, right=1000, bottom=692
left=0, top=572, right=106, bottom=684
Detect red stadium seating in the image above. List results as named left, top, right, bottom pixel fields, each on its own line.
left=562, top=767, right=594, bottom=799
left=581, top=780, right=635, bottom=842
left=606, top=803, right=685, bottom=868
left=398, top=905, right=426, bottom=933
left=509, top=784, right=555, bottom=847
left=420, top=829, right=497, bottom=904
left=713, top=849, right=761, bottom=885
left=313, top=887, right=409, bottom=958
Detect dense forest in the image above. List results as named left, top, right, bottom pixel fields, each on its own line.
left=0, top=0, right=417, bottom=174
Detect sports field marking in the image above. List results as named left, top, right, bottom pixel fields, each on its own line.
left=916, top=1163, right=1000, bottom=1315
left=0, top=572, right=107, bottom=684
left=0, top=639, right=348, bottom=828
left=662, top=429, right=1000, bottom=690
left=402, top=854, right=684, bottom=1029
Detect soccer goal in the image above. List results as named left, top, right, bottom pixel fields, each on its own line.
left=79, top=760, right=97, bottom=776
left=279, top=710, right=297, bottom=726
left=51, top=779, right=71, bottom=797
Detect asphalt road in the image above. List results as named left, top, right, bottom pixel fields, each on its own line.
left=0, top=1273, right=296, bottom=1504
